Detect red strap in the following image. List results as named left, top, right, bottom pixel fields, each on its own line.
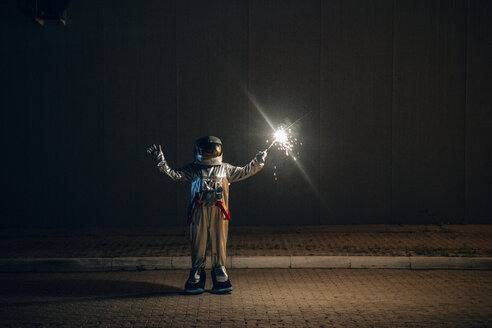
left=187, top=200, right=202, bottom=225
left=188, top=199, right=231, bottom=224
left=215, top=200, right=231, bottom=221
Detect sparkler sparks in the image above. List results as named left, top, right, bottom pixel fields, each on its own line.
left=265, top=125, right=299, bottom=161
left=274, top=129, right=288, bottom=144
left=241, top=86, right=326, bottom=204
left=263, top=110, right=311, bottom=162
left=265, top=125, right=300, bottom=181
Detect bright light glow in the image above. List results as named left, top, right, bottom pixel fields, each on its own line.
left=274, top=129, right=288, bottom=144
left=240, top=84, right=330, bottom=212
left=267, top=126, right=296, bottom=159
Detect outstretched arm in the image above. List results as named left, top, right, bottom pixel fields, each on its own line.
left=147, top=144, right=193, bottom=181
left=227, top=151, right=267, bottom=183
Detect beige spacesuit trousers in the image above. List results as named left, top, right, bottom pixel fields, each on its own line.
left=190, top=205, right=228, bottom=269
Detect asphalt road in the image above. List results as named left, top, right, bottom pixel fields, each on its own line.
left=0, top=269, right=491, bottom=327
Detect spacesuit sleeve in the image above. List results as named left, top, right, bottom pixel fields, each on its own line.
left=156, top=159, right=193, bottom=182
left=227, top=157, right=264, bottom=183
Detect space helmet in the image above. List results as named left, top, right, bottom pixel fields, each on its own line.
left=194, top=136, right=223, bottom=165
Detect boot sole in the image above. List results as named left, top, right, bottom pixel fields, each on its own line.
left=210, top=287, right=232, bottom=294
left=184, top=288, right=205, bottom=295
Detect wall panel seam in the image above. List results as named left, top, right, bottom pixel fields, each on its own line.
left=318, top=0, right=322, bottom=224
left=175, top=0, right=179, bottom=225
left=390, top=0, right=396, bottom=224
left=463, top=0, right=469, bottom=222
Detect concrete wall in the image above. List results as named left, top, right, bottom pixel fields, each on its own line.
left=1, top=0, right=490, bottom=227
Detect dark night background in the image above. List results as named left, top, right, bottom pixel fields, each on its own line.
left=1, top=0, right=490, bottom=228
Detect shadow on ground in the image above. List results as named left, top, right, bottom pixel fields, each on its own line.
left=0, top=277, right=182, bottom=298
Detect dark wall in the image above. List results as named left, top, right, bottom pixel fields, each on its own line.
left=391, top=0, right=468, bottom=224
left=1, top=0, right=490, bottom=228
left=320, top=0, right=393, bottom=224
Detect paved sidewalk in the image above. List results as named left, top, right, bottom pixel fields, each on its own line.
left=1, top=269, right=491, bottom=327
left=2, top=224, right=491, bottom=258
left=1, top=225, right=491, bottom=272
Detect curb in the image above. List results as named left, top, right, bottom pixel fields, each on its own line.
left=0, top=256, right=491, bottom=272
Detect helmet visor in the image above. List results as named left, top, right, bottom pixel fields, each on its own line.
left=197, top=141, right=222, bottom=158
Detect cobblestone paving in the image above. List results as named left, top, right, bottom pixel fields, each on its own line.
left=0, top=269, right=491, bottom=327
left=1, top=225, right=491, bottom=258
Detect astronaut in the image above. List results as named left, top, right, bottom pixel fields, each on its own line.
left=147, top=136, right=266, bottom=294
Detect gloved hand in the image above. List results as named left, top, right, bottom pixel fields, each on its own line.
left=147, top=144, right=165, bottom=165
left=255, top=150, right=267, bottom=164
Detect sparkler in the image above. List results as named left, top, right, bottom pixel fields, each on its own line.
left=261, top=111, right=310, bottom=180
left=266, top=128, right=289, bottom=151
left=264, top=125, right=299, bottom=181
left=264, top=125, right=300, bottom=162
left=264, top=111, right=309, bottom=159
left=264, top=111, right=310, bottom=156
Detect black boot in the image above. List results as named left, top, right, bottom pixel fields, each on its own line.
left=211, top=266, right=232, bottom=294
left=184, top=268, right=206, bottom=294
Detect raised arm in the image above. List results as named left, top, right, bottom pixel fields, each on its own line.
left=147, top=144, right=193, bottom=181
left=227, top=151, right=267, bottom=183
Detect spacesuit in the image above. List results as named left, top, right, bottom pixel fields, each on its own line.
left=148, top=136, right=266, bottom=294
